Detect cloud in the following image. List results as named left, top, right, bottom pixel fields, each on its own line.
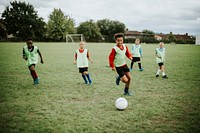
left=0, top=0, right=200, bottom=35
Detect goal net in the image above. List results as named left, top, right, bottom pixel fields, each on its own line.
left=66, top=34, right=84, bottom=43
left=196, top=34, right=200, bottom=45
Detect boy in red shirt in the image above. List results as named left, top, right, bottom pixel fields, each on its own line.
left=109, top=33, right=133, bottom=96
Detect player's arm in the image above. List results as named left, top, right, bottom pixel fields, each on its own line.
left=74, top=52, right=77, bottom=64
left=87, top=50, right=93, bottom=63
left=139, top=47, right=143, bottom=57
left=125, top=46, right=133, bottom=60
left=37, top=49, right=44, bottom=64
left=131, top=45, right=134, bottom=55
left=109, top=48, right=116, bottom=71
left=22, top=48, right=28, bottom=60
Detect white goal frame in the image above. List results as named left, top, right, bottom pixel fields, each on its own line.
left=66, top=34, right=84, bottom=43
left=196, top=34, right=200, bottom=45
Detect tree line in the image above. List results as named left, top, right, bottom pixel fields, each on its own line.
left=0, top=1, right=195, bottom=44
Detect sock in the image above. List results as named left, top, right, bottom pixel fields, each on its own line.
left=156, top=69, right=161, bottom=75
left=130, top=61, right=134, bottom=69
left=124, top=87, right=129, bottom=93
left=138, top=63, right=141, bottom=69
left=30, top=70, right=38, bottom=80
left=86, top=74, right=92, bottom=82
left=162, top=72, right=166, bottom=76
left=82, top=74, right=88, bottom=83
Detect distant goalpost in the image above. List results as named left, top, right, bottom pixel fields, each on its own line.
left=196, top=34, right=200, bottom=45
left=66, top=34, right=84, bottom=43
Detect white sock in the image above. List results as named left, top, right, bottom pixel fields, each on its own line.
left=162, top=72, right=166, bottom=76
left=156, top=69, right=161, bottom=75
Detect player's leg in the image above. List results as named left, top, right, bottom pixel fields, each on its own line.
left=84, top=69, right=92, bottom=84
left=156, top=63, right=162, bottom=77
left=130, top=58, right=134, bottom=71
left=123, top=72, right=132, bottom=96
left=79, top=68, right=88, bottom=84
left=161, top=65, right=168, bottom=78
left=137, top=58, right=143, bottom=71
left=29, top=64, right=39, bottom=84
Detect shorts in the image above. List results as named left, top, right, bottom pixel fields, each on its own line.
left=115, top=65, right=130, bottom=78
left=28, top=64, right=36, bottom=69
left=79, top=67, right=88, bottom=73
left=158, top=62, right=164, bottom=67
left=132, top=57, right=141, bottom=62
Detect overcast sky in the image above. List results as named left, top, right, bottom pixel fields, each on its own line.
left=0, top=0, right=200, bottom=35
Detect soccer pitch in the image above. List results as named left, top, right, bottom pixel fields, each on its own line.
left=0, top=42, right=200, bottom=133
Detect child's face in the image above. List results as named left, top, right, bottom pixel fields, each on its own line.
left=26, top=40, right=33, bottom=48
left=115, top=37, right=123, bottom=45
left=135, top=39, right=140, bottom=44
left=159, top=42, right=164, bottom=48
left=79, top=42, right=85, bottom=49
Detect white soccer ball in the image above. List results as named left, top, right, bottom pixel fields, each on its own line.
left=115, top=97, right=128, bottom=110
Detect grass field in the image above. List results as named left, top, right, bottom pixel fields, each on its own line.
left=0, top=42, right=200, bottom=133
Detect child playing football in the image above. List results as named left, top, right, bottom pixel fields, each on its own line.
left=155, top=42, right=168, bottom=78
left=109, top=33, right=133, bottom=96
left=74, top=41, right=93, bottom=84
left=23, top=38, right=44, bottom=85
left=130, top=38, right=144, bottom=71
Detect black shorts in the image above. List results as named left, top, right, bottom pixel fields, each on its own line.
left=115, top=65, right=130, bottom=78
left=79, top=67, right=88, bottom=73
left=28, top=64, right=36, bottom=69
left=158, top=62, right=164, bottom=67
left=132, top=57, right=141, bottom=62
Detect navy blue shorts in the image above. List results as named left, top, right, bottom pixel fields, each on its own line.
left=79, top=67, right=88, bottom=73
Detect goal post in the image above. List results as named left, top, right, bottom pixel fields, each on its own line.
left=66, top=34, right=84, bottom=43
left=196, top=34, right=200, bottom=45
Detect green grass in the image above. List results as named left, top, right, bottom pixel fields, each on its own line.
left=0, top=42, right=200, bottom=133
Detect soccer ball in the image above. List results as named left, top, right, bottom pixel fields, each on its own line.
left=115, top=97, right=128, bottom=110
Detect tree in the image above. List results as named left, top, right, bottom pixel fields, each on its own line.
left=97, top=19, right=126, bottom=42
left=0, top=20, right=6, bottom=39
left=1, top=1, right=46, bottom=40
left=77, top=20, right=102, bottom=42
left=142, top=29, right=155, bottom=35
left=46, top=8, right=75, bottom=41
left=168, top=32, right=176, bottom=43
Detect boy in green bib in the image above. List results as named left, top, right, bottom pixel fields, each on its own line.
left=23, top=38, right=44, bottom=85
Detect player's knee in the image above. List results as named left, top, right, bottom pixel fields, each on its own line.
left=29, top=66, right=35, bottom=71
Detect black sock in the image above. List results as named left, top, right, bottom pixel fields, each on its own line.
left=138, top=63, right=141, bottom=69
left=130, top=61, right=134, bottom=69
left=124, top=87, right=129, bottom=93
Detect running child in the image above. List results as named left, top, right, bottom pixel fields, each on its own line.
left=130, top=38, right=143, bottom=71
left=74, top=41, right=93, bottom=84
left=155, top=42, right=168, bottom=78
left=23, top=38, right=44, bottom=85
left=109, top=33, right=133, bottom=96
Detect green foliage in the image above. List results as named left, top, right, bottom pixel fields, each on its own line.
left=46, top=8, right=75, bottom=41
left=142, top=29, right=155, bottom=35
left=0, top=20, right=6, bottom=39
left=97, top=19, right=126, bottom=42
left=77, top=20, right=102, bottom=42
left=1, top=1, right=46, bottom=41
left=168, top=32, right=176, bottom=43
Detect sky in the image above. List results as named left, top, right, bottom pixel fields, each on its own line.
left=0, top=0, right=200, bottom=35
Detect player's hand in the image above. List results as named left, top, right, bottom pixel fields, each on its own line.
left=23, top=57, right=28, bottom=60
left=90, top=60, right=94, bottom=63
left=74, top=61, right=76, bottom=64
left=129, top=57, right=133, bottom=60
left=111, top=67, right=115, bottom=71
